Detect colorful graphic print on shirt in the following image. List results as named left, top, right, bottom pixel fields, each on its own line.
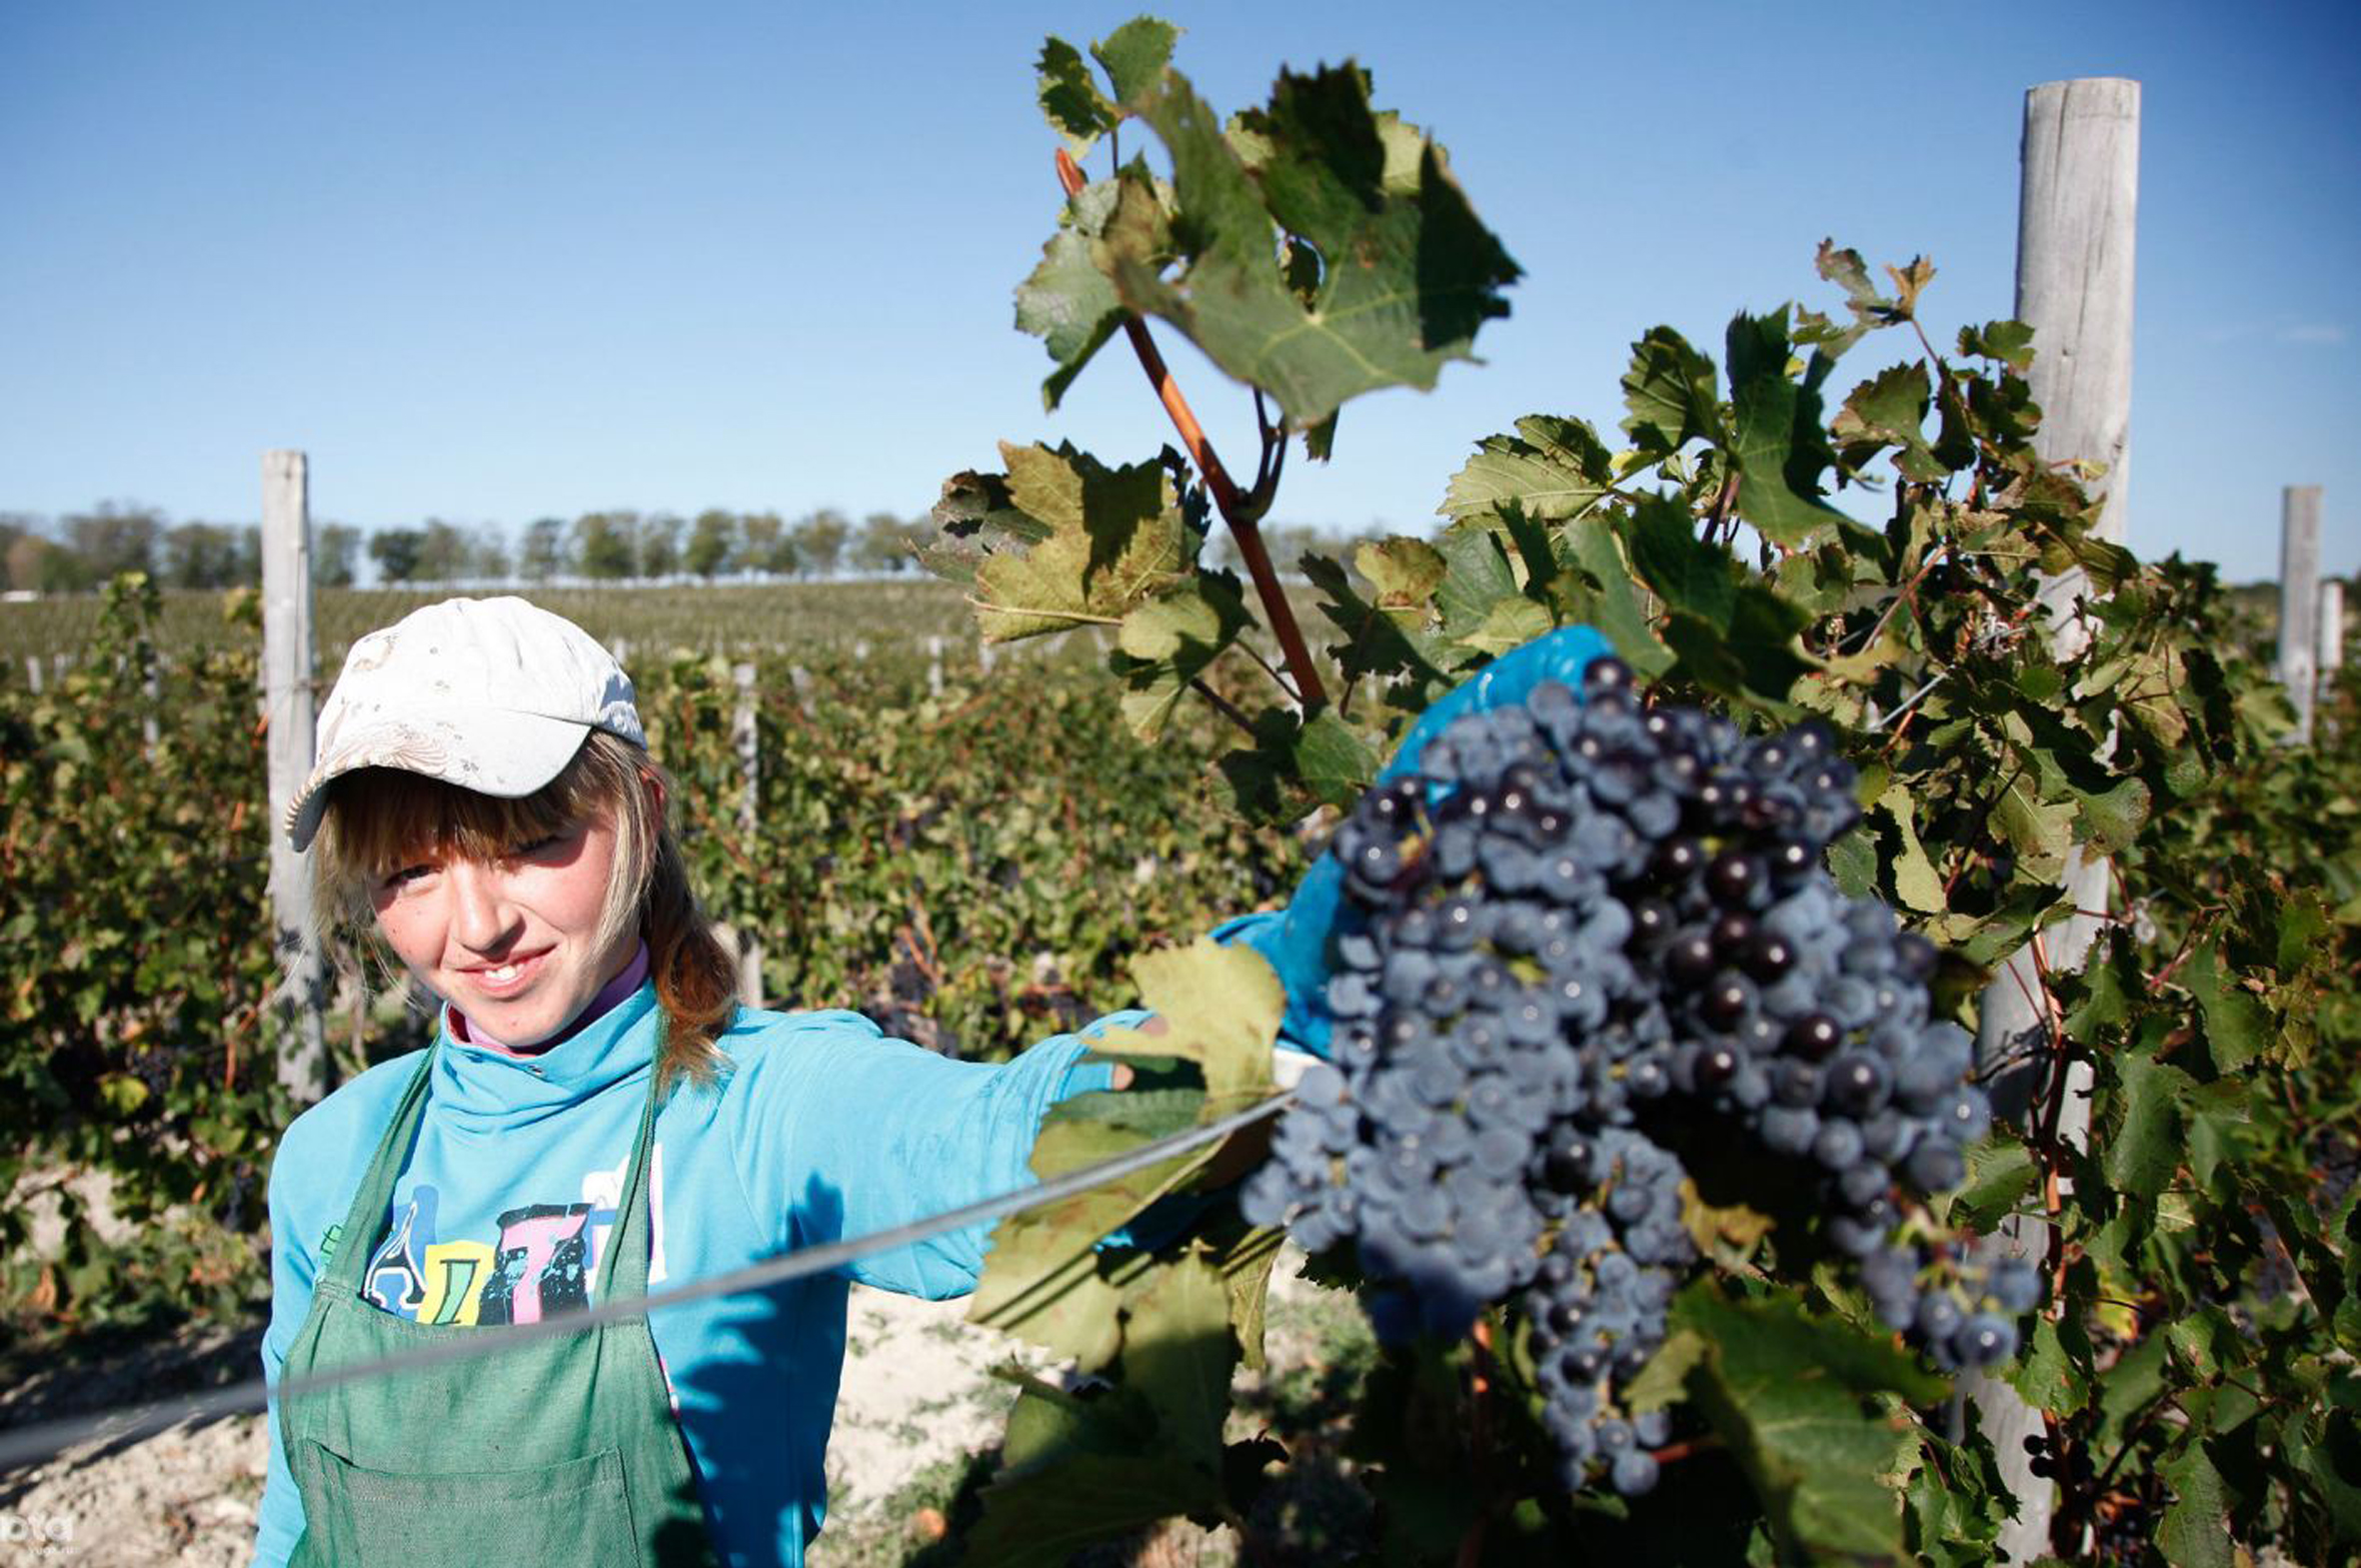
left=357, top=1146, right=668, bottom=1325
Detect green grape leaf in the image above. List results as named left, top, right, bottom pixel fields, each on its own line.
left=1112, top=570, right=1250, bottom=740
left=971, top=1094, right=1209, bottom=1363
left=967, top=1385, right=1217, bottom=1566
left=1628, top=495, right=1736, bottom=630
left=1958, top=318, right=2036, bottom=371
left=1904, top=1429, right=2014, bottom=1568
left=1437, top=413, right=1618, bottom=523
left=1457, top=595, right=1554, bottom=659
left=2156, top=1443, right=2235, bottom=1568
left=1300, top=550, right=1450, bottom=685
left=1941, top=1133, right=2039, bottom=1231
left=967, top=1245, right=1235, bottom=1565
left=1017, top=170, right=1170, bottom=409
left=1112, top=63, right=1518, bottom=428
left=1291, top=710, right=1380, bottom=808
left=1557, top=515, right=1673, bottom=678
left=1872, top=783, right=1946, bottom=915
left=1034, top=1089, right=1211, bottom=1172
left=97, top=1071, right=150, bottom=1117
left=1216, top=703, right=1383, bottom=820
left=1037, top=37, right=1117, bottom=155
left=2183, top=939, right=2270, bottom=1072
left=971, top=932, right=1277, bottom=1357
left=2005, top=1314, right=2094, bottom=1412
left=1991, top=769, right=2075, bottom=880
left=1832, top=361, right=1946, bottom=482
left=1429, top=520, right=1523, bottom=648
left=1213, top=1223, right=1285, bottom=1371
left=1825, top=825, right=1876, bottom=898
left=1120, top=1251, right=1234, bottom=1470
left=1793, top=239, right=1902, bottom=355
left=1090, top=15, right=1180, bottom=103
left=2101, top=1043, right=2192, bottom=1203
left=1671, top=1280, right=1939, bottom=1561
left=1352, top=536, right=1447, bottom=607
left=1621, top=327, right=1722, bottom=457
left=1725, top=309, right=1850, bottom=546
left=1622, top=1328, right=1707, bottom=1412
left=1659, top=583, right=1813, bottom=711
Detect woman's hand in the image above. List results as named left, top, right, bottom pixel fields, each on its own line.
left=1219, top=627, right=1615, bottom=1055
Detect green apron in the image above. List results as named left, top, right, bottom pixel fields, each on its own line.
left=277, top=1049, right=719, bottom=1568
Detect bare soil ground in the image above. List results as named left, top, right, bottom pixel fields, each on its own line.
left=0, top=1262, right=1365, bottom=1567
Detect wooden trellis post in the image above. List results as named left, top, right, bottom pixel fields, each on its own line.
left=2280, top=486, right=2324, bottom=743
left=262, top=449, right=329, bottom=1102
left=1969, top=77, right=2140, bottom=1564
left=2321, top=579, right=2345, bottom=681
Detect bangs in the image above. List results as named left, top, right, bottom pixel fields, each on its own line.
left=317, top=749, right=601, bottom=895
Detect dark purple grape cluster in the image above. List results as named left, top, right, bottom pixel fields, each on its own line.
left=1240, top=657, right=2013, bottom=1496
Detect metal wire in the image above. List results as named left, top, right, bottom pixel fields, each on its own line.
left=0, top=1088, right=1293, bottom=1475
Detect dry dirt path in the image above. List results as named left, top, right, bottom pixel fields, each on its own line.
left=0, top=1265, right=1352, bottom=1567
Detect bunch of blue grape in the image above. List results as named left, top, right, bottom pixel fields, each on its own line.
left=1240, top=656, right=2016, bottom=1497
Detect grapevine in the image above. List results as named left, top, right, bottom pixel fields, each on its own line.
left=925, top=18, right=2361, bottom=1565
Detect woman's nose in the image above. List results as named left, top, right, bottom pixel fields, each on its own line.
left=445, top=860, right=521, bottom=952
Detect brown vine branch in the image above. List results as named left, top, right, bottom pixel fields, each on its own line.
left=1053, top=148, right=1328, bottom=710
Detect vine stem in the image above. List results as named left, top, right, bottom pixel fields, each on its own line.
left=2025, top=930, right=2076, bottom=1302
left=1053, top=149, right=1327, bottom=710
left=1189, top=677, right=1257, bottom=740
left=1457, top=1316, right=1499, bottom=1568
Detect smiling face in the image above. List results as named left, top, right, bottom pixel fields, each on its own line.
left=311, top=734, right=660, bottom=1053
left=369, top=808, right=641, bottom=1048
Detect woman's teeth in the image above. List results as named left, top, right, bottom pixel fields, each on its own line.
left=484, top=963, right=521, bottom=981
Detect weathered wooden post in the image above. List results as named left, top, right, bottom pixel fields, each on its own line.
left=732, top=662, right=764, bottom=1009
left=1968, top=77, right=2140, bottom=1564
left=262, top=449, right=329, bottom=1102
left=2321, top=579, right=2345, bottom=680
left=2280, top=486, right=2323, bottom=743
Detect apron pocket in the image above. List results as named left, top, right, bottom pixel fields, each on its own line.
left=294, top=1440, right=640, bottom=1568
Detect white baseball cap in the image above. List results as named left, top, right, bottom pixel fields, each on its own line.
left=284, top=597, right=646, bottom=852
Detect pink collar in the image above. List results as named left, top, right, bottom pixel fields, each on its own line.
left=448, top=941, right=652, bottom=1056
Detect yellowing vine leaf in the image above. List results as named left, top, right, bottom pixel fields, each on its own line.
left=932, top=443, right=1193, bottom=643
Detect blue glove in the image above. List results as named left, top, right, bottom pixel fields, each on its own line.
left=1214, top=627, right=1616, bottom=1055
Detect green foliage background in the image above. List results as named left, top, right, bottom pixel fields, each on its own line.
left=0, top=585, right=1296, bottom=1337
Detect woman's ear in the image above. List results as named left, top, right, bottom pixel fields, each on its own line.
left=641, top=767, right=669, bottom=817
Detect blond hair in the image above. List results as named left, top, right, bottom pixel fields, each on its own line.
left=307, top=731, right=736, bottom=1091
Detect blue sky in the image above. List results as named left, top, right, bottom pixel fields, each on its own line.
left=3, top=1, right=2355, bottom=583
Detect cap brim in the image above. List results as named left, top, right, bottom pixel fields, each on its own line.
left=284, top=708, right=593, bottom=852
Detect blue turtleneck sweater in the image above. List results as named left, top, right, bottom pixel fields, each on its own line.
left=255, top=987, right=1128, bottom=1567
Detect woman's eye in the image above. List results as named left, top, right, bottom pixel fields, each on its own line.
left=384, top=862, right=433, bottom=888
left=509, top=833, right=564, bottom=858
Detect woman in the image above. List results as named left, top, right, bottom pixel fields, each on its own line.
left=255, top=594, right=1600, bottom=1567
left=256, top=595, right=1161, bottom=1567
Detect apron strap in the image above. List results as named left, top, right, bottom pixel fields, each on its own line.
left=327, top=1050, right=439, bottom=1293
left=595, top=1018, right=667, bottom=1304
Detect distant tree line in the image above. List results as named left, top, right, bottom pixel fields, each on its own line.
left=0, top=505, right=942, bottom=593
